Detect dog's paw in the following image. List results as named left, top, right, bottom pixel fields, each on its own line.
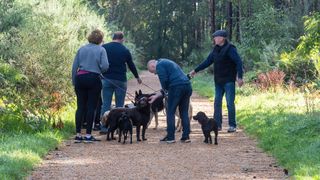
left=112, top=137, right=116, bottom=140
left=142, top=138, right=147, bottom=141
left=203, top=140, right=208, bottom=143
left=137, top=139, right=142, bottom=141
left=214, top=142, right=218, bottom=145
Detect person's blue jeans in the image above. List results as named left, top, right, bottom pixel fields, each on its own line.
left=214, top=82, right=236, bottom=128
left=166, top=83, right=192, bottom=140
left=100, top=78, right=127, bottom=117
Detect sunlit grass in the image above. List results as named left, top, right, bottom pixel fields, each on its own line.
left=0, top=104, right=75, bottom=179
left=192, top=75, right=320, bottom=178
left=237, top=92, right=320, bottom=178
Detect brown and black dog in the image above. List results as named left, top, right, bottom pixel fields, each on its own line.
left=193, top=111, right=218, bottom=145
left=101, top=93, right=151, bottom=142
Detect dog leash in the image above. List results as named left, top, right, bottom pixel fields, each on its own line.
left=141, top=82, right=160, bottom=93
left=100, top=74, right=136, bottom=103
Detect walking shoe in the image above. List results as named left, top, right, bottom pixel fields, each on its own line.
left=218, top=127, right=222, bottom=131
left=166, top=139, right=176, bottom=144
left=180, top=137, right=191, bottom=143
left=227, top=126, right=237, bottom=133
left=74, top=136, right=83, bottom=143
left=160, top=136, right=168, bottom=142
left=84, top=136, right=101, bottom=143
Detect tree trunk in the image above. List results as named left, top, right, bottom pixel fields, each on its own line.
left=210, top=0, right=216, bottom=34
left=227, top=1, right=233, bottom=41
left=248, top=0, right=253, bottom=17
left=236, top=0, right=241, bottom=43
left=274, top=0, right=283, bottom=9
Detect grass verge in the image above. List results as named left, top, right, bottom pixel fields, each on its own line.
left=192, top=73, right=320, bottom=179
left=0, top=105, right=75, bottom=180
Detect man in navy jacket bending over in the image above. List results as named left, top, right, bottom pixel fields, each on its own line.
left=148, top=59, right=192, bottom=143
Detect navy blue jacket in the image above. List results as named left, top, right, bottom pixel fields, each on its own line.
left=195, top=41, right=243, bottom=84
left=156, top=59, right=190, bottom=90
left=102, top=42, right=139, bottom=82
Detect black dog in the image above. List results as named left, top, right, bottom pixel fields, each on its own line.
left=102, top=92, right=151, bottom=142
left=134, top=90, right=164, bottom=129
left=118, top=112, right=133, bottom=144
left=193, top=111, right=218, bottom=145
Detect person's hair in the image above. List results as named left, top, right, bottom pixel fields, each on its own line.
left=112, top=31, right=124, bottom=40
left=87, top=29, right=104, bottom=44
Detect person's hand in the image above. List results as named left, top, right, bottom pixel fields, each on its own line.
left=237, top=78, right=244, bottom=87
left=137, top=78, right=142, bottom=84
left=148, top=91, right=162, bottom=104
left=189, top=70, right=196, bottom=78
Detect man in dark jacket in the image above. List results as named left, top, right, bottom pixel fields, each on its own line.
left=148, top=59, right=192, bottom=143
left=100, top=31, right=142, bottom=134
left=190, top=30, right=244, bottom=133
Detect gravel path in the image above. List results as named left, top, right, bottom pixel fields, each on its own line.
left=30, top=71, right=287, bottom=180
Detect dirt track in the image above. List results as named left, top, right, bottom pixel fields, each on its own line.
left=30, top=71, right=287, bottom=180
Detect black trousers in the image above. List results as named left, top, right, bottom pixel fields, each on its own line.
left=74, top=72, right=101, bottom=134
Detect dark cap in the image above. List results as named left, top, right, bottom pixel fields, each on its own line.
left=212, top=30, right=227, bottom=38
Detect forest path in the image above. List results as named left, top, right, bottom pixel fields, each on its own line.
left=30, top=71, right=286, bottom=180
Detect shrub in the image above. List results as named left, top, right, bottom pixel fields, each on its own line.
left=256, top=69, right=286, bottom=91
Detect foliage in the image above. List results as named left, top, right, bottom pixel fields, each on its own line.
left=89, top=0, right=211, bottom=64
left=0, top=0, right=108, bottom=179
left=0, top=0, right=109, bottom=114
left=239, top=5, right=295, bottom=71
left=279, top=13, right=319, bottom=85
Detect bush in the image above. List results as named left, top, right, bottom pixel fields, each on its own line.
left=0, top=0, right=110, bottom=116
left=256, top=69, right=286, bottom=91
left=279, top=13, right=319, bottom=85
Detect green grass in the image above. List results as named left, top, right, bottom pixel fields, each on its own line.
left=237, top=92, right=320, bottom=179
left=192, top=74, right=320, bottom=179
left=0, top=105, right=75, bottom=180
left=190, top=72, right=215, bottom=101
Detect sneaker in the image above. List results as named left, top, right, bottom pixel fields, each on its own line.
left=74, top=136, right=83, bottom=143
left=166, top=139, right=176, bottom=144
left=160, top=136, right=168, bottom=142
left=84, top=136, right=101, bottom=143
left=227, top=126, right=237, bottom=133
left=180, top=137, right=191, bottom=143
left=99, top=125, right=108, bottom=135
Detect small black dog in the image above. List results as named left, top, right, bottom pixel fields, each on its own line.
left=193, top=111, right=218, bottom=145
left=118, top=112, right=133, bottom=144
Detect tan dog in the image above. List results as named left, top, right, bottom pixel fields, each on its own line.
left=163, top=97, right=193, bottom=132
left=175, top=102, right=193, bottom=132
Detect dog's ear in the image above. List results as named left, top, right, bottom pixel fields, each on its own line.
left=139, top=89, right=142, bottom=95
left=135, top=91, right=138, bottom=97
